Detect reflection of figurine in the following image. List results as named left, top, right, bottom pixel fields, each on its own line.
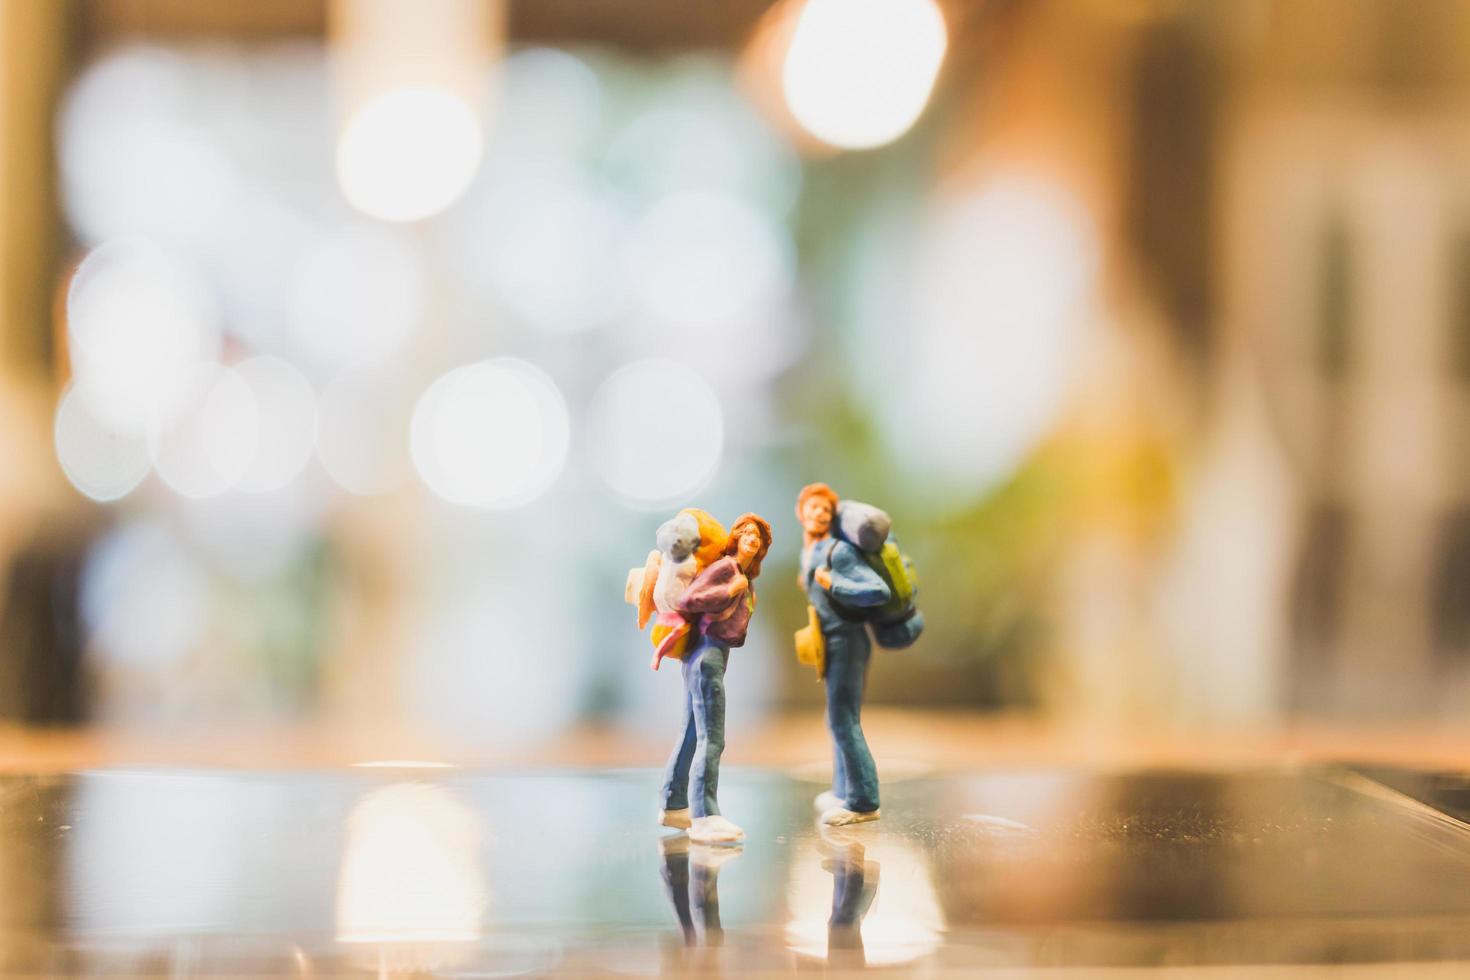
left=659, top=835, right=742, bottom=950
left=655, top=513, right=772, bottom=844
left=821, top=830, right=879, bottom=969
left=795, top=484, right=923, bottom=826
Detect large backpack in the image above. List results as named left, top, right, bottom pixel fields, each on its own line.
left=827, top=501, right=919, bottom=627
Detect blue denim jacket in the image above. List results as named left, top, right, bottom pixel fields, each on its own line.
left=800, top=536, right=891, bottom=633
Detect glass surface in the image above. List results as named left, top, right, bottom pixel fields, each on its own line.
left=0, top=765, right=1468, bottom=974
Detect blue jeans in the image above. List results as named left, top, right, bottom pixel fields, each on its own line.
left=660, top=842, right=724, bottom=945
left=828, top=845, right=873, bottom=962
left=825, top=626, right=878, bottom=813
left=661, top=638, right=729, bottom=818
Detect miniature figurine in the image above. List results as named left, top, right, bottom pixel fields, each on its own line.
left=631, top=512, right=772, bottom=845
left=664, top=512, right=772, bottom=844
left=794, top=484, right=923, bottom=827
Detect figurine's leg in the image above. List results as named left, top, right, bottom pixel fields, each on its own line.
left=832, top=742, right=849, bottom=803
left=660, top=665, right=698, bottom=816
left=688, top=641, right=728, bottom=818
left=823, top=628, right=879, bottom=814
left=690, top=851, right=724, bottom=946
left=827, top=843, right=868, bottom=960
left=659, top=837, right=696, bottom=944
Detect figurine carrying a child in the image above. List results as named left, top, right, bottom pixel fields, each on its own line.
left=626, top=510, right=773, bottom=845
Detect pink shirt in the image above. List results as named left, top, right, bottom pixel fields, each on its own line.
left=676, top=556, right=756, bottom=647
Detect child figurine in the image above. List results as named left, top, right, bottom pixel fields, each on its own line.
left=794, top=484, right=923, bottom=827
left=648, top=513, right=702, bottom=670
left=655, top=512, right=772, bottom=845
left=626, top=509, right=726, bottom=669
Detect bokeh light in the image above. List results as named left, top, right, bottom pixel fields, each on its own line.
left=626, top=190, right=793, bottom=333
left=491, top=47, right=603, bottom=160
left=209, top=197, right=318, bottom=357
left=902, top=176, right=1098, bottom=494
left=316, top=367, right=415, bottom=496
left=782, top=0, right=948, bottom=150
left=148, top=363, right=262, bottom=500
left=455, top=161, right=630, bottom=334
left=66, top=240, right=221, bottom=435
left=59, top=46, right=242, bottom=248
left=232, top=355, right=319, bottom=494
left=81, top=520, right=210, bottom=669
left=336, top=86, right=484, bottom=222
left=336, top=783, right=486, bottom=944
left=410, top=359, right=569, bottom=509
left=586, top=358, right=724, bottom=507
left=53, top=386, right=151, bottom=503
left=604, top=66, right=802, bottom=215
left=287, top=224, right=425, bottom=372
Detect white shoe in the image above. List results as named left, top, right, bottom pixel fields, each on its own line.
left=817, top=824, right=867, bottom=855
left=814, top=790, right=845, bottom=813
left=690, top=843, right=744, bottom=869
left=689, top=814, right=745, bottom=845
left=660, top=807, right=692, bottom=829
left=820, top=806, right=880, bottom=827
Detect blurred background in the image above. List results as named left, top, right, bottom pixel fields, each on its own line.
left=1, top=0, right=1467, bottom=767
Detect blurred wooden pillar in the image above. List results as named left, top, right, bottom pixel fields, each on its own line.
left=0, top=4, right=85, bottom=730
left=0, top=0, right=73, bottom=371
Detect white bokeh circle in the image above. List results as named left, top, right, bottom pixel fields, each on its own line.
left=626, top=190, right=793, bottom=334
left=337, top=86, right=484, bottom=223
left=53, top=386, right=151, bottom=502
left=81, top=519, right=210, bottom=669
left=586, top=359, right=724, bottom=507
left=147, top=363, right=262, bottom=500
left=410, top=359, right=570, bottom=509
left=233, top=355, right=318, bottom=493
left=903, top=176, right=1098, bottom=493
left=67, top=240, right=221, bottom=435
left=783, top=0, right=948, bottom=151
left=288, top=224, right=425, bottom=372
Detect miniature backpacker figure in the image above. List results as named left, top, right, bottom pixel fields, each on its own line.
left=824, top=500, right=923, bottom=650
left=794, top=497, right=924, bottom=672
left=626, top=509, right=773, bottom=846
left=795, top=484, right=925, bottom=828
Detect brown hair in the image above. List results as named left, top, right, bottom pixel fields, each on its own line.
left=795, top=482, right=839, bottom=520
left=725, top=512, right=773, bottom=579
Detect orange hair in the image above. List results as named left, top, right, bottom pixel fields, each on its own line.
left=679, top=508, right=728, bottom=568
left=724, top=513, right=773, bottom=579
left=795, top=483, right=839, bottom=520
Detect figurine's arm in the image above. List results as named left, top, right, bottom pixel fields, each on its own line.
left=825, top=542, right=891, bottom=607
left=677, top=557, right=746, bottom=615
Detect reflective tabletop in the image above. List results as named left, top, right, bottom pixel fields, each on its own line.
left=2, top=764, right=1470, bottom=975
